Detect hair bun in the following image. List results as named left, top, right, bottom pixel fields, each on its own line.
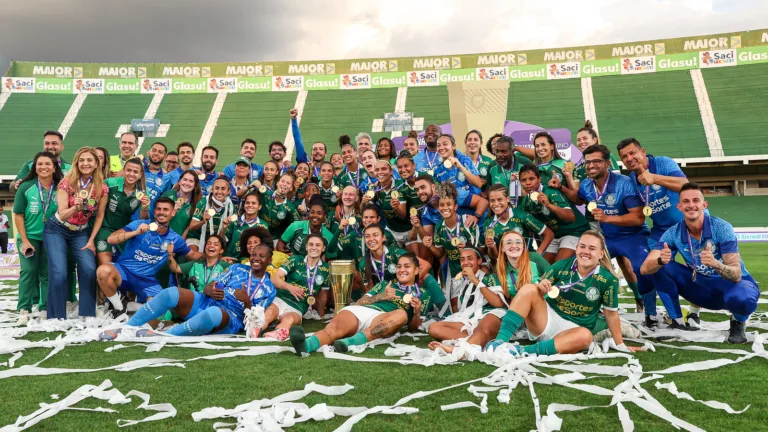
left=339, top=134, right=351, bottom=145
left=407, top=130, right=418, bottom=139
left=584, top=120, right=593, bottom=129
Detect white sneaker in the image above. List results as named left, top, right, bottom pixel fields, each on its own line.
left=95, top=305, right=108, bottom=318
left=16, top=310, right=30, bottom=326
left=244, top=306, right=265, bottom=339
left=31, top=304, right=39, bottom=313
left=593, top=320, right=641, bottom=342
left=66, top=301, right=79, bottom=319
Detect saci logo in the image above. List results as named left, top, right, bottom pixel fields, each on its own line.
left=699, top=50, right=737, bottom=68
left=476, top=67, right=508, bottom=80
left=208, top=78, right=238, bottom=93
left=73, top=79, right=104, bottom=94
left=272, top=76, right=303, bottom=92
left=621, top=56, right=656, bottom=74
left=407, top=70, right=439, bottom=87
left=340, top=73, right=371, bottom=90
left=546, top=62, right=580, bottom=80
left=3, top=77, right=36, bottom=93
left=141, top=78, right=172, bottom=94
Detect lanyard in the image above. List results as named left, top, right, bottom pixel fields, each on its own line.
left=426, top=150, right=438, bottom=169
left=345, top=166, right=361, bottom=188
left=686, top=231, right=701, bottom=281
left=634, top=181, right=651, bottom=206
left=202, top=260, right=219, bottom=287
left=444, top=221, right=461, bottom=244
left=247, top=273, right=269, bottom=301
left=79, top=176, right=93, bottom=190
left=305, top=259, right=320, bottom=296
left=397, top=282, right=421, bottom=298
left=37, top=179, right=54, bottom=220
left=488, top=208, right=512, bottom=231
left=370, top=251, right=386, bottom=281
left=240, top=215, right=260, bottom=227
left=592, top=172, right=611, bottom=204
left=559, top=261, right=600, bottom=293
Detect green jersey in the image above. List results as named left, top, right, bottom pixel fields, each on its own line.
left=520, top=186, right=589, bottom=239
left=339, top=226, right=396, bottom=263
left=364, top=279, right=433, bottom=320
left=401, top=182, right=422, bottom=210
left=13, top=180, right=58, bottom=241
left=280, top=221, right=335, bottom=257
left=537, top=159, right=566, bottom=187
left=485, top=154, right=531, bottom=191
left=373, top=179, right=410, bottom=233
left=276, top=255, right=331, bottom=315
left=335, top=165, right=369, bottom=190
left=259, top=195, right=301, bottom=237
left=161, top=189, right=195, bottom=238
left=15, top=158, right=71, bottom=182
left=317, top=181, right=340, bottom=209
left=469, top=154, right=494, bottom=179
left=358, top=246, right=406, bottom=286
left=543, top=257, right=619, bottom=331
left=224, top=215, right=270, bottom=258
left=482, top=207, right=546, bottom=246
left=192, top=196, right=230, bottom=240
left=178, top=259, right=231, bottom=293
left=433, top=217, right=482, bottom=275
left=103, top=177, right=142, bottom=231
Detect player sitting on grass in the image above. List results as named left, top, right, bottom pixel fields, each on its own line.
left=289, top=253, right=431, bottom=355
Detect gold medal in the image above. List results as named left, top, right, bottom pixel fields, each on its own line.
left=548, top=286, right=560, bottom=299
left=564, top=161, right=575, bottom=172
left=135, top=191, right=145, bottom=200
left=409, top=208, right=418, bottom=217
left=454, top=272, right=464, bottom=280
left=251, top=180, right=262, bottom=189
left=402, top=294, right=413, bottom=304
left=307, top=295, right=316, bottom=306
left=530, top=191, right=539, bottom=201
left=207, top=208, right=216, bottom=217
left=229, top=215, right=238, bottom=222
left=443, top=159, right=452, bottom=169
left=297, top=177, right=305, bottom=185
left=364, top=191, right=375, bottom=199
left=331, top=186, right=339, bottom=194
left=427, top=169, right=434, bottom=176
left=587, top=202, right=597, bottom=212
left=451, top=237, right=460, bottom=247
left=391, top=191, right=400, bottom=200
left=643, top=206, right=653, bottom=217
left=259, top=185, right=267, bottom=193
left=149, top=222, right=158, bottom=232
left=485, top=229, right=495, bottom=239
left=78, top=190, right=89, bottom=199
left=347, top=216, right=356, bottom=226
left=198, top=173, right=206, bottom=181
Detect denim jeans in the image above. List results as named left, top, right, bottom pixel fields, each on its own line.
left=43, top=217, right=97, bottom=319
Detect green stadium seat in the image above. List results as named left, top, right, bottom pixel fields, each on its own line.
left=507, top=79, right=585, bottom=131
left=404, top=86, right=450, bottom=128
left=209, top=92, right=297, bottom=166
left=0, top=94, right=75, bottom=174
left=300, top=88, right=398, bottom=152
left=702, top=63, right=768, bottom=157
left=592, top=71, right=709, bottom=158
left=152, top=94, right=217, bottom=153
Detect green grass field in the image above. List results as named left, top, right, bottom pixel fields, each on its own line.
left=1, top=244, right=766, bottom=431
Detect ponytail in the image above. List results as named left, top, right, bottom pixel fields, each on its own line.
left=578, top=120, right=599, bottom=144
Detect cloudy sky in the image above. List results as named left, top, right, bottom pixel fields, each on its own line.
left=1, top=0, right=767, bottom=73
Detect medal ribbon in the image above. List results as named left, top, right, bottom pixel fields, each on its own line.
left=345, top=166, right=361, bottom=188
left=37, top=179, right=54, bottom=220
left=247, top=273, right=269, bottom=301
left=686, top=231, right=700, bottom=281
left=444, top=222, right=461, bottom=245
left=426, top=150, right=438, bottom=169
left=398, top=282, right=421, bottom=298
left=558, top=260, right=600, bottom=293
left=370, top=251, right=386, bottom=281
left=202, top=260, right=220, bottom=287
left=592, top=172, right=611, bottom=204
left=305, top=258, right=320, bottom=296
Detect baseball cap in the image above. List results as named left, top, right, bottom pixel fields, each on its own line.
left=234, top=156, right=251, bottom=166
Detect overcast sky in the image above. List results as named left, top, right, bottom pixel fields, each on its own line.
left=1, top=0, right=767, bottom=73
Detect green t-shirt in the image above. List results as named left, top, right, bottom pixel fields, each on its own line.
left=161, top=189, right=195, bottom=238
left=259, top=195, right=301, bottom=237
left=433, top=217, right=482, bottom=275
left=482, top=207, right=546, bottom=247
left=317, top=181, right=340, bottom=209
left=224, top=216, right=270, bottom=258
left=542, top=257, right=619, bottom=331
left=357, top=246, right=406, bottom=285
left=520, top=186, right=589, bottom=239
left=276, top=255, right=331, bottom=315
left=178, top=259, right=231, bottom=293
left=401, top=182, right=422, bottom=210
left=537, top=159, right=566, bottom=187
left=468, top=154, right=494, bottom=179
left=334, top=165, right=369, bottom=190
left=103, top=177, right=142, bottom=231
left=192, top=196, right=228, bottom=241
left=364, top=279, right=433, bottom=321
left=373, top=179, right=410, bottom=233
left=339, top=226, right=396, bottom=263
left=13, top=180, right=59, bottom=241
left=15, top=158, right=72, bottom=182
left=280, top=221, right=335, bottom=257
left=485, top=154, right=531, bottom=191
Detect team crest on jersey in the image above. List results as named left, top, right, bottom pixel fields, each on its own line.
left=585, top=286, right=600, bottom=301
left=652, top=184, right=662, bottom=191
left=315, top=275, right=324, bottom=284
left=277, top=211, right=286, bottom=220
left=605, top=194, right=617, bottom=206
left=541, top=206, right=551, bottom=216
left=155, top=178, right=163, bottom=186
left=513, top=227, right=523, bottom=234
left=161, top=241, right=169, bottom=251
left=206, top=186, right=212, bottom=193
left=130, top=199, right=139, bottom=210
left=330, top=194, right=338, bottom=203
left=388, top=263, right=397, bottom=273
left=459, top=236, right=467, bottom=244
left=98, top=240, right=107, bottom=251
left=480, top=167, right=487, bottom=176
left=458, top=172, right=466, bottom=182
left=704, top=240, right=716, bottom=254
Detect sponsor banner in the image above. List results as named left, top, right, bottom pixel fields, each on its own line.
left=286, top=63, right=335, bottom=75
left=699, top=49, right=737, bottom=68
left=407, top=70, right=439, bottom=87
left=620, top=56, right=656, bottom=75
left=580, top=59, right=621, bottom=77
left=508, top=65, right=547, bottom=81
left=158, top=64, right=212, bottom=78
left=371, top=72, right=407, bottom=89
left=171, top=78, right=207, bottom=94
left=340, top=73, right=371, bottom=90
left=734, top=230, right=768, bottom=243
left=73, top=79, right=105, bottom=94
left=547, top=62, right=580, bottom=80
left=476, top=66, right=508, bottom=81
left=0, top=254, right=20, bottom=280
left=656, top=53, right=699, bottom=71
left=237, top=76, right=272, bottom=92
left=141, top=78, right=173, bottom=94
left=439, top=68, right=476, bottom=83
left=223, top=63, right=273, bottom=77
left=272, top=75, right=303, bottom=92
left=304, top=75, right=339, bottom=91
left=104, top=79, right=141, bottom=94
left=2, top=77, right=36, bottom=93
left=35, top=78, right=72, bottom=94
left=349, top=60, right=398, bottom=73
left=736, top=45, right=768, bottom=65
left=207, top=77, right=238, bottom=93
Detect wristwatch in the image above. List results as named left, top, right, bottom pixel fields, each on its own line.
left=657, top=256, right=665, bottom=266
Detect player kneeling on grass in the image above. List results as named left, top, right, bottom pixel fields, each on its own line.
left=485, top=231, right=643, bottom=356
left=428, top=232, right=540, bottom=352
left=99, top=244, right=276, bottom=339
left=256, top=233, right=331, bottom=340
left=290, top=253, right=432, bottom=355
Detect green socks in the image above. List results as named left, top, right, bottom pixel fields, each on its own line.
left=305, top=335, right=321, bottom=353
left=628, top=281, right=641, bottom=301
left=340, top=332, right=369, bottom=347
left=522, top=339, right=558, bottom=356
left=496, top=310, right=525, bottom=342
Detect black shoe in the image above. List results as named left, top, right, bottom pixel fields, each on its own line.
left=728, top=319, right=747, bottom=344
left=289, top=326, right=308, bottom=357
left=644, top=315, right=658, bottom=328
left=668, top=320, right=696, bottom=331
left=686, top=313, right=701, bottom=329
left=332, top=341, right=349, bottom=353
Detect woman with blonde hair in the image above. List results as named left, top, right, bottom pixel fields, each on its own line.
left=428, top=231, right=540, bottom=352
left=44, top=146, right=108, bottom=319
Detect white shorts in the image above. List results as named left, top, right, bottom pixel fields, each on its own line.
left=341, top=305, right=384, bottom=333
left=273, top=298, right=302, bottom=322
left=386, top=227, right=410, bottom=248
left=528, top=302, right=580, bottom=341
left=545, top=235, right=579, bottom=254
left=186, top=238, right=199, bottom=248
